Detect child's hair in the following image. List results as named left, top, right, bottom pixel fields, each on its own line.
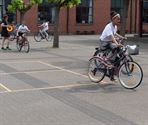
left=3, top=15, right=8, bottom=21
left=110, top=11, right=118, bottom=19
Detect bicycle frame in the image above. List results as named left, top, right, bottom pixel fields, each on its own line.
left=90, top=45, right=130, bottom=77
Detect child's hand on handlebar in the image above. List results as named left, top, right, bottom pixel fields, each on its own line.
left=123, top=37, right=127, bottom=40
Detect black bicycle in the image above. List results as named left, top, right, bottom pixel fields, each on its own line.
left=16, top=33, right=30, bottom=53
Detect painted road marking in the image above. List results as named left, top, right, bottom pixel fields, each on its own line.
left=0, top=83, right=98, bottom=94
left=38, top=61, right=108, bottom=84
left=0, top=69, right=62, bottom=76
left=0, top=60, right=109, bottom=94
left=0, top=60, right=39, bottom=64
left=0, top=83, right=12, bottom=92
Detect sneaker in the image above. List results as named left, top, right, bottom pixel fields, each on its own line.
left=6, top=47, right=11, bottom=50
left=1, top=47, right=6, bottom=50
left=110, top=76, right=117, bottom=82
left=91, top=68, right=97, bottom=76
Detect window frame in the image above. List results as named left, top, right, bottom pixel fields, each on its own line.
left=38, top=2, right=55, bottom=24
left=76, top=0, right=93, bottom=25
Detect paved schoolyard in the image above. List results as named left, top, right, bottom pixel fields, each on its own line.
left=0, top=35, right=148, bottom=125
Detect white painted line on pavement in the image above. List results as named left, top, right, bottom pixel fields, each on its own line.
left=0, top=60, right=39, bottom=64
left=38, top=61, right=107, bottom=84
left=0, top=83, right=12, bottom=92
left=0, top=83, right=96, bottom=94
left=38, top=61, right=89, bottom=78
left=0, top=69, right=62, bottom=76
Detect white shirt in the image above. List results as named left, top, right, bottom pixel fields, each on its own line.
left=18, top=25, right=29, bottom=33
left=100, top=22, right=117, bottom=41
left=41, top=22, right=48, bottom=31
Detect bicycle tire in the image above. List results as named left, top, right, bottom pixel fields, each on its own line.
left=23, top=39, right=30, bottom=53
left=10, top=33, right=16, bottom=41
left=88, top=57, right=106, bottom=83
left=120, top=55, right=133, bottom=74
left=16, top=39, right=22, bottom=51
left=118, top=61, right=143, bottom=89
left=46, top=33, right=53, bottom=42
left=34, top=32, right=42, bottom=42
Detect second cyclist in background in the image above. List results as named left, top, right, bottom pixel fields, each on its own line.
left=38, top=21, right=49, bottom=38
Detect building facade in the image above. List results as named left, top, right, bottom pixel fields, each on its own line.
left=0, top=0, right=148, bottom=34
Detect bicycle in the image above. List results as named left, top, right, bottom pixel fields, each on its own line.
left=88, top=44, right=143, bottom=89
left=34, top=27, right=53, bottom=42
left=16, top=33, right=30, bottom=53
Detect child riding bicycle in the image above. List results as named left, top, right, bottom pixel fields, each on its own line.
left=16, top=21, right=30, bottom=43
left=38, top=21, right=49, bottom=38
left=99, top=11, right=127, bottom=81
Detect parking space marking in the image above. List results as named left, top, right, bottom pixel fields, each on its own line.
left=0, top=60, right=39, bottom=64
left=0, top=60, right=109, bottom=94
left=38, top=61, right=89, bottom=78
left=0, top=83, right=12, bottom=92
left=38, top=61, right=108, bottom=84
left=0, top=69, right=62, bottom=76
left=0, top=83, right=96, bottom=94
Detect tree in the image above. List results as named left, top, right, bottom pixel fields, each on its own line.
left=47, top=0, right=81, bottom=48
left=7, top=0, right=42, bottom=23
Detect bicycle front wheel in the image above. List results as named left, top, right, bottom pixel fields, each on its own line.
left=88, top=57, right=106, bottom=83
left=120, top=55, right=133, bottom=74
left=118, top=61, right=143, bottom=89
left=16, top=39, right=22, bottom=51
left=34, top=32, right=42, bottom=42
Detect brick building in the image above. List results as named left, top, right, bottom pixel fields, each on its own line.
left=0, top=0, right=148, bottom=34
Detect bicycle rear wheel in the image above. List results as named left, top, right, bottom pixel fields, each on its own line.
left=88, top=57, right=106, bottom=83
left=34, top=32, right=42, bottom=42
left=46, top=32, right=53, bottom=41
left=23, top=39, right=30, bottom=53
left=118, top=61, right=143, bottom=89
left=10, top=33, right=16, bottom=41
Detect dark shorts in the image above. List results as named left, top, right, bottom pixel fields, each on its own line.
left=18, top=32, right=24, bottom=36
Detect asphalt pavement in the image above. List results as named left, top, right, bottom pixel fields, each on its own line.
left=0, top=35, right=148, bottom=125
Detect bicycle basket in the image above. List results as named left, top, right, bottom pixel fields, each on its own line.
left=126, top=45, right=139, bottom=55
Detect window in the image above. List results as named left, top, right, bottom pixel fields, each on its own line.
left=143, top=0, right=148, bottom=23
left=76, top=0, right=93, bottom=24
left=38, top=1, right=55, bottom=24
left=111, top=0, right=123, bottom=14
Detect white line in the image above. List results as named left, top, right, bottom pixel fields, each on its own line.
left=0, top=83, right=95, bottom=94
left=0, top=83, right=12, bottom=92
left=0, top=60, right=40, bottom=64
left=38, top=61, right=107, bottom=84
left=0, top=69, right=62, bottom=76
left=38, top=61, right=88, bottom=78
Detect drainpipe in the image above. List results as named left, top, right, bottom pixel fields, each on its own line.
left=139, top=0, right=143, bottom=37
left=134, top=0, right=137, bottom=33
left=130, top=0, right=132, bottom=33
left=66, top=7, right=69, bottom=34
